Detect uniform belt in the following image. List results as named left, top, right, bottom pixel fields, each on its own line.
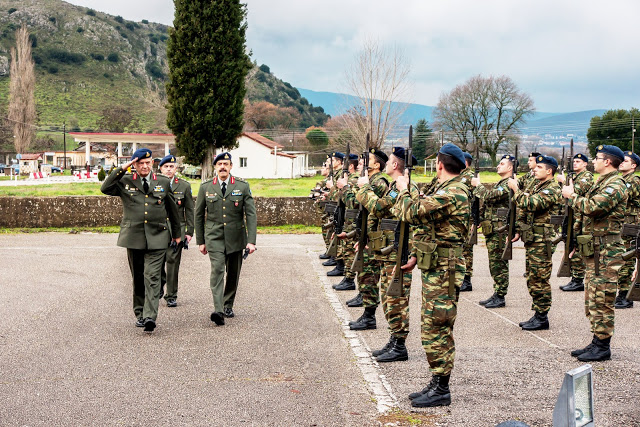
left=345, top=209, right=359, bottom=219
left=532, top=225, right=549, bottom=235
left=436, top=247, right=463, bottom=258
left=495, top=208, right=509, bottom=217
left=594, top=234, right=622, bottom=245
left=380, top=218, right=399, bottom=231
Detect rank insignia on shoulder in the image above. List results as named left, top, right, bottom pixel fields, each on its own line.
left=605, top=187, right=614, bottom=194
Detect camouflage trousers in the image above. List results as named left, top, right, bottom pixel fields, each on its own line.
left=584, top=242, right=624, bottom=339
left=420, top=256, right=464, bottom=376
left=570, top=251, right=586, bottom=280
left=380, top=261, right=413, bottom=339
left=463, top=241, right=473, bottom=276
left=357, top=250, right=380, bottom=308
left=524, top=240, right=552, bottom=314
left=486, top=232, right=509, bottom=296
left=617, top=236, right=635, bottom=294
left=338, top=235, right=357, bottom=279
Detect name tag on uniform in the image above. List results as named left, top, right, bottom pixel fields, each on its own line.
left=231, top=189, right=242, bottom=196
left=154, top=185, right=164, bottom=192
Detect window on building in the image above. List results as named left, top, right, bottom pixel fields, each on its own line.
left=240, top=157, right=248, bottom=168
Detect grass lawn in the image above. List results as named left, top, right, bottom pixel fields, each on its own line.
left=0, top=171, right=505, bottom=197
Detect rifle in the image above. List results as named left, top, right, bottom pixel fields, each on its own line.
left=501, top=145, right=518, bottom=261
left=620, top=224, right=640, bottom=301
left=326, top=144, right=350, bottom=257
left=556, top=139, right=574, bottom=277
left=387, top=126, right=413, bottom=297
left=467, top=143, right=480, bottom=245
left=351, top=134, right=370, bottom=273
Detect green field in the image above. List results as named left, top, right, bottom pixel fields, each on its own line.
left=0, top=172, right=505, bottom=197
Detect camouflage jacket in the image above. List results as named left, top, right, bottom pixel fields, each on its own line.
left=475, top=177, right=510, bottom=223
left=571, top=170, right=627, bottom=236
left=340, top=172, right=361, bottom=232
left=459, top=167, right=475, bottom=198
left=394, top=175, right=469, bottom=250
left=362, top=172, right=390, bottom=233
left=515, top=178, right=561, bottom=239
left=572, top=170, right=594, bottom=196
left=518, top=170, right=537, bottom=192
left=327, top=169, right=343, bottom=202
left=420, top=176, right=439, bottom=197
left=621, top=172, right=640, bottom=222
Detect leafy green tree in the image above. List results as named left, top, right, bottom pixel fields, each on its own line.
left=413, top=119, right=434, bottom=162
left=587, top=108, right=640, bottom=155
left=166, top=0, right=251, bottom=178
left=306, top=128, right=329, bottom=147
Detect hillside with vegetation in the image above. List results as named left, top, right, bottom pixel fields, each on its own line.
left=0, top=0, right=329, bottom=152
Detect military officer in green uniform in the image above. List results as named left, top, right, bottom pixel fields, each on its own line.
left=459, top=152, right=475, bottom=292
left=312, top=160, right=331, bottom=259
left=615, top=150, right=640, bottom=309
left=472, top=154, right=517, bottom=308
left=394, top=143, right=469, bottom=408
left=101, top=148, right=182, bottom=332
left=517, top=152, right=541, bottom=278
left=195, top=152, right=257, bottom=326
left=562, top=145, right=627, bottom=361
left=158, top=155, right=194, bottom=307
left=323, top=152, right=345, bottom=269
left=556, top=153, right=594, bottom=292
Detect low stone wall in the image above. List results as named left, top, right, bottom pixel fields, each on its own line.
left=0, top=196, right=322, bottom=228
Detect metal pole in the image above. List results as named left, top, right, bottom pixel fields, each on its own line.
left=633, top=117, right=636, bottom=153
left=63, top=122, right=67, bottom=169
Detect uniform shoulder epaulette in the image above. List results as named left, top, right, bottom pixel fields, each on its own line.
left=156, top=173, right=169, bottom=179
left=373, top=175, right=390, bottom=186
left=233, top=176, right=246, bottom=182
left=202, top=177, right=215, bottom=185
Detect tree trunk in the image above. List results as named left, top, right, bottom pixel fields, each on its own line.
left=201, top=145, right=216, bottom=180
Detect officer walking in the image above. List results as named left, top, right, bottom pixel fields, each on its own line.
left=195, top=152, right=257, bottom=326
left=158, top=155, right=194, bottom=307
left=562, top=145, right=627, bottom=361
left=101, top=148, right=181, bottom=332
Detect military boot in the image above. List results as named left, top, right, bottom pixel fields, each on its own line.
left=408, top=376, right=438, bottom=400
left=319, top=253, right=331, bottom=260
left=322, top=257, right=337, bottom=267
left=333, top=277, right=356, bottom=291
left=560, top=277, right=584, bottom=292
left=571, top=336, right=597, bottom=358
left=614, top=292, right=634, bottom=309
left=372, top=336, right=396, bottom=357
left=460, top=275, right=472, bottom=292
left=411, top=375, right=451, bottom=407
left=349, top=307, right=376, bottom=330
left=484, top=294, right=505, bottom=308
left=479, top=293, right=497, bottom=306
left=521, top=312, right=549, bottom=330
left=518, top=313, right=536, bottom=327
left=346, top=293, right=363, bottom=307
left=577, top=335, right=611, bottom=362
left=327, top=259, right=345, bottom=276
left=376, top=337, right=408, bottom=362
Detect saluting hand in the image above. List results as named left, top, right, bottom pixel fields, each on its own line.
left=123, top=157, right=138, bottom=170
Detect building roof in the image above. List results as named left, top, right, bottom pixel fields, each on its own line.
left=68, top=132, right=175, bottom=144
left=272, top=150, right=296, bottom=159
left=243, top=132, right=284, bottom=150
left=20, top=153, right=43, bottom=160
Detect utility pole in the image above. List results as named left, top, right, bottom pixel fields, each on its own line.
left=633, top=117, right=636, bottom=153
left=63, top=121, right=67, bottom=170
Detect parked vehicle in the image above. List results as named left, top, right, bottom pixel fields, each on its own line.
left=41, top=164, right=62, bottom=173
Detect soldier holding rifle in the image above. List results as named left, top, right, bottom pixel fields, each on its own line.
left=507, top=155, right=561, bottom=331
left=561, top=145, right=627, bottom=361
left=556, top=153, right=593, bottom=292
left=615, top=150, right=640, bottom=309
left=472, top=154, right=517, bottom=309
left=322, top=152, right=345, bottom=269
left=518, top=152, right=542, bottom=277
left=393, top=143, right=469, bottom=408
left=313, top=158, right=331, bottom=260
left=459, top=151, right=476, bottom=292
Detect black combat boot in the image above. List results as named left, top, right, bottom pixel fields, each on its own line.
left=322, top=257, right=337, bottom=267
left=319, top=253, right=330, bottom=260
left=560, top=277, right=584, bottom=292
left=460, top=275, right=472, bottom=292
left=518, top=313, right=536, bottom=327
left=485, top=294, right=505, bottom=308
left=376, top=337, right=408, bottom=362
left=349, top=306, right=376, bottom=330
left=411, top=375, right=451, bottom=407
left=521, top=312, right=549, bottom=330
left=614, top=291, right=634, bottom=309
left=577, top=335, right=611, bottom=362
left=334, top=277, right=356, bottom=291
left=408, top=376, right=438, bottom=400
left=346, top=293, right=363, bottom=307
left=479, top=293, right=497, bottom=306
left=327, top=259, right=345, bottom=276
left=372, top=336, right=396, bottom=357
left=571, top=336, right=597, bottom=358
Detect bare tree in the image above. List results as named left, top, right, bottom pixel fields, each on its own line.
left=341, top=40, right=411, bottom=150
left=433, top=75, right=535, bottom=165
left=8, top=25, right=36, bottom=154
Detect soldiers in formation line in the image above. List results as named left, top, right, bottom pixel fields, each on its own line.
left=311, top=143, right=638, bottom=408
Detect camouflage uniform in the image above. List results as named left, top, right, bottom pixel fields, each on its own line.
left=515, top=178, right=561, bottom=314
left=394, top=175, right=469, bottom=376
left=326, top=169, right=343, bottom=257
left=357, top=172, right=389, bottom=308
left=567, top=170, right=594, bottom=280
left=518, top=171, right=538, bottom=276
left=312, top=178, right=331, bottom=248
left=617, top=171, right=640, bottom=297
left=474, top=177, right=510, bottom=296
left=459, top=168, right=475, bottom=278
left=337, top=171, right=360, bottom=280
left=356, top=181, right=418, bottom=339
left=571, top=170, right=627, bottom=339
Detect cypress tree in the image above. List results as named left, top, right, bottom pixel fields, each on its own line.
left=166, top=0, right=251, bottom=177
left=413, top=118, right=434, bottom=162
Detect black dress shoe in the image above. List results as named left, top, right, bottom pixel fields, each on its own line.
left=346, top=294, right=363, bottom=307
left=210, top=312, right=225, bottom=325
left=322, top=257, right=337, bottom=266
left=223, top=307, right=235, bottom=318
left=166, top=299, right=177, bottom=307
left=319, top=253, right=330, bottom=260
left=485, top=294, right=505, bottom=308
left=135, top=318, right=145, bottom=327
left=143, top=318, right=156, bottom=332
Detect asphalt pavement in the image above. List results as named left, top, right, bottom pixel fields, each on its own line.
left=0, top=233, right=638, bottom=426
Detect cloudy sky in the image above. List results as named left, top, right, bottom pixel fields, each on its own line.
left=66, top=0, right=639, bottom=113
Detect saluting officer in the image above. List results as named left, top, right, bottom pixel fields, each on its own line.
left=158, top=155, right=194, bottom=307
left=562, top=145, right=627, bottom=361
left=101, top=148, right=181, bottom=332
left=195, top=152, right=257, bottom=326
